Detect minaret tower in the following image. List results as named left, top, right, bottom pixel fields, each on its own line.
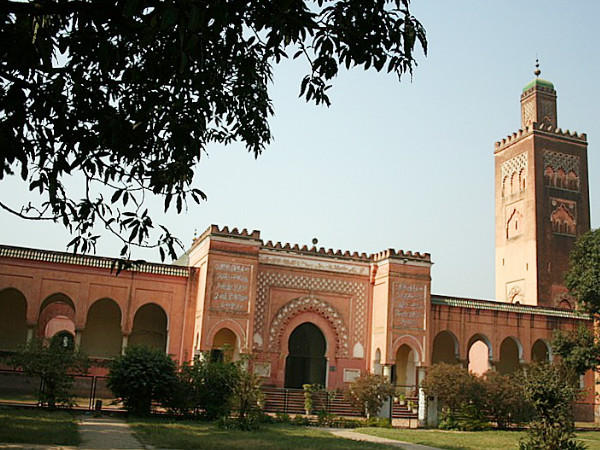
left=495, top=62, right=590, bottom=307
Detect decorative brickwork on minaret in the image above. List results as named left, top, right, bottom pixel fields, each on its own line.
left=495, top=66, right=590, bottom=306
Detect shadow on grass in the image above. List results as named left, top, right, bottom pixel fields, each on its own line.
left=129, top=419, right=391, bottom=450
left=0, top=408, right=80, bottom=445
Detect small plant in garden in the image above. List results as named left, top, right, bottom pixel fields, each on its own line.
left=347, top=373, right=395, bottom=418
left=8, top=335, right=89, bottom=410
left=302, top=383, right=317, bottom=415
left=107, top=345, right=178, bottom=416
left=230, top=361, right=264, bottom=430
left=396, top=391, right=406, bottom=405
left=364, top=417, right=392, bottom=428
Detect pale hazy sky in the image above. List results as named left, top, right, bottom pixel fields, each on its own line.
left=1, top=0, right=598, bottom=301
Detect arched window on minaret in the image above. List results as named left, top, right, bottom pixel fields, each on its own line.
left=519, top=168, right=526, bottom=190
left=567, top=171, right=579, bottom=191
left=502, top=176, right=509, bottom=197
left=556, top=168, right=566, bottom=189
left=544, top=166, right=555, bottom=186
left=510, top=172, right=518, bottom=194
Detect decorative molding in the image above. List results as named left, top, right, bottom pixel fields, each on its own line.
left=543, top=150, right=580, bottom=176
left=268, top=296, right=350, bottom=357
left=501, top=152, right=528, bottom=180
left=259, top=253, right=369, bottom=276
left=253, top=271, right=367, bottom=356
left=207, top=319, right=247, bottom=348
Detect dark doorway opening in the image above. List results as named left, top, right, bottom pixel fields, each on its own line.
left=284, top=322, right=327, bottom=388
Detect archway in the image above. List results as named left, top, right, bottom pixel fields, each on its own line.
left=38, top=293, right=75, bottom=340
left=212, top=328, right=238, bottom=361
left=531, top=339, right=551, bottom=362
left=497, top=337, right=522, bottom=374
left=432, top=331, right=460, bottom=365
left=53, top=330, right=75, bottom=351
left=81, top=298, right=122, bottom=358
left=467, top=334, right=491, bottom=376
left=394, top=344, right=418, bottom=395
left=284, top=323, right=327, bottom=388
left=129, top=303, right=168, bottom=351
left=0, top=288, right=28, bottom=350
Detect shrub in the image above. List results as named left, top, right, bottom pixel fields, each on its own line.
left=347, top=373, right=395, bottom=418
left=364, top=417, right=392, bottom=428
left=230, top=363, right=264, bottom=430
left=107, top=345, right=178, bottom=416
left=421, top=363, right=488, bottom=430
left=316, top=410, right=338, bottom=426
left=275, top=412, right=292, bottom=423
left=481, top=370, right=532, bottom=428
left=171, top=352, right=240, bottom=419
left=8, top=335, right=89, bottom=410
left=519, top=362, right=585, bottom=450
left=292, top=414, right=311, bottom=426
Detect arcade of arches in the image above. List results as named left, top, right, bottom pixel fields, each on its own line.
left=0, top=286, right=170, bottom=363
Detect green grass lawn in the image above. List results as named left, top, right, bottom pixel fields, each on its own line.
left=0, top=408, right=80, bottom=445
left=129, top=420, right=390, bottom=450
left=355, top=427, right=600, bottom=450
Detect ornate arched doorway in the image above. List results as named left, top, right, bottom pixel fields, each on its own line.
left=284, top=323, right=327, bottom=388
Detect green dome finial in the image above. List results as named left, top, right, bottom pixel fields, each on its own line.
left=523, top=59, right=554, bottom=92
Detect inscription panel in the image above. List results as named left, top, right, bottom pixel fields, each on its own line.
left=392, top=282, right=425, bottom=330
left=211, top=262, right=251, bottom=312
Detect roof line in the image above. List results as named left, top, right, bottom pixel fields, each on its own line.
left=0, top=245, right=189, bottom=277
left=431, top=294, right=589, bottom=320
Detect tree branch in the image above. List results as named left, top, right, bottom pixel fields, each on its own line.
left=0, top=199, right=55, bottom=220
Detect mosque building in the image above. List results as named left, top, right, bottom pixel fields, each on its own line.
left=0, top=69, right=594, bottom=421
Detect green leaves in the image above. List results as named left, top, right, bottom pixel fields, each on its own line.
left=566, top=229, right=600, bottom=315
left=552, top=325, right=600, bottom=375
left=8, top=336, right=89, bottom=410
left=0, top=0, right=426, bottom=261
left=108, top=345, right=178, bottom=416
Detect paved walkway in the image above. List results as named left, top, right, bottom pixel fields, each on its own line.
left=78, top=417, right=146, bottom=450
left=326, top=429, right=443, bottom=450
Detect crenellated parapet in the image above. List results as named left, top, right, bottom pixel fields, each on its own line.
left=495, top=123, right=587, bottom=153
left=371, top=248, right=431, bottom=263
left=194, top=224, right=261, bottom=244
left=194, top=224, right=431, bottom=266
left=263, top=240, right=369, bottom=261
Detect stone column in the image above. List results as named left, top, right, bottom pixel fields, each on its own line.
left=26, top=324, right=36, bottom=343
left=382, top=364, right=392, bottom=380
left=489, top=359, right=499, bottom=372
left=379, top=364, right=393, bottom=420
left=417, top=366, right=427, bottom=427
left=74, top=328, right=83, bottom=349
left=121, top=333, right=130, bottom=355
